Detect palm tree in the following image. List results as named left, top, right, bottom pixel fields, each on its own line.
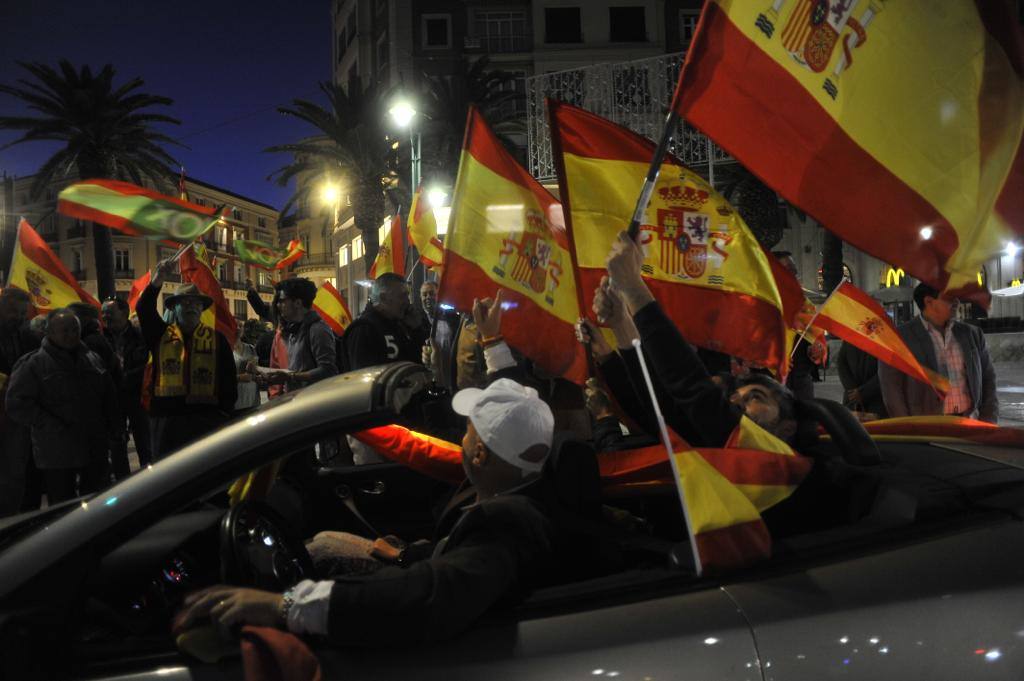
left=266, top=81, right=399, bottom=271
left=0, top=60, right=181, bottom=298
left=420, top=56, right=526, bottom=184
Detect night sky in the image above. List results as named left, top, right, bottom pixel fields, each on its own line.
left=0, top=0, right=331, bottom=210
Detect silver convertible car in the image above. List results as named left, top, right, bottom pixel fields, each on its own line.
left=2, top=362, right=1024, bottom=680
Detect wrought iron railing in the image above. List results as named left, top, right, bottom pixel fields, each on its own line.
left=525, top=51, right=733, bottom=182
left=296, top=252, right=336, bottom=268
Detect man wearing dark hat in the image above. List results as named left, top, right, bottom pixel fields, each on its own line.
left=137, top=259, right=237, bottom=459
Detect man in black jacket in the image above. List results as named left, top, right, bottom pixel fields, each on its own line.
left=836, top=341, right=886, bottom=418
left=342, top=272, right=421, bottom=369
left=138, top=260, right=237, bottom=459
left=0, top=288, right=41, bottom=514
left=6, top=309, right=119, bottom=502
left=173, top=372, right=556, bottom=646
left=102, top=297, right=153, bottom=475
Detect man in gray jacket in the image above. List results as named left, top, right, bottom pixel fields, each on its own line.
left=263, top=278, right=338, bottom=390
left=879, top=283, right=998, bottom=423
left=5, top=308, right=119, bottom=502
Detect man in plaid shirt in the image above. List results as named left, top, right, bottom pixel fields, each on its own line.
left=880, top=284, right=998, bottom=423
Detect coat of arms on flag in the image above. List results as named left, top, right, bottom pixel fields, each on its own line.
left=491, top=209, right=564, bottom=307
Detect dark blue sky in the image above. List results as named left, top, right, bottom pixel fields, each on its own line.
left=0, top=0, right=331, bottom=210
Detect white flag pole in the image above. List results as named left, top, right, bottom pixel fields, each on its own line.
left=631, top=338, right=703, bottom=576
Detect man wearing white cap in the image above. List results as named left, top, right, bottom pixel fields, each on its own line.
left=174, top=364, right=558, bottom=646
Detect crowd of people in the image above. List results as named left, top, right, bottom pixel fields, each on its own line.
left=0, top=235, right=1002, bottom=650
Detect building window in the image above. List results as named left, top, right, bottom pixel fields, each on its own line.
left=474, top=10, right=527, bottom=53
left=422, top=14, right=452, bottom=49
left=232, top=207, right=243, bottom=221
left=339, top=244, right=350, bottom=267
left=679, top=9, right=700, bottom=48
left=236, top=263, right=245, bottom=282
left=114, top=249, right=131, bottom=272
left=352, top=235, right=364, bottom=259
left=258, top=271, right=271, bottom=286
left=218, top=263, right=228, bottom=281
left=610, top=7, right=646, bottom=42
left=495, top=71, right=527, bottom=118
left=233, top=299, right=248, bottom=319
left=72, top=248, right=84, bottom=274
left=302, top=234, right=311, bottom=255
left=545, top=7, right=582, bottom=43
left=257, top=216, right=267, bottom=229
left=194, top=196, right=205, bottom=206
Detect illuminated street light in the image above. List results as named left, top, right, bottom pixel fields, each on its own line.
left=919, top=226, right=933, bottom=240
left=1005, top=241, right=1021, bottom=258
left=427, top=187, right=448, bottom=208
left=321, top=182, right=341, bottom=205
left=388, top=100, right=417, bottom=128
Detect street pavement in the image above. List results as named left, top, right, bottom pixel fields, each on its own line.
left=815, top=361, right=1024, bottom=427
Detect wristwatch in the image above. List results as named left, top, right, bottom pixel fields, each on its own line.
left=279, top=588, right=296, bottom=628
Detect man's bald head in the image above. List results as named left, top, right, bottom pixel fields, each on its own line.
left=47, top=308, right=82, bottom=350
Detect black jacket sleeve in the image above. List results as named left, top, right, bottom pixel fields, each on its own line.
left=137, top=284, right=168, bottom=350
left=247, top=288, right=275, bottom=324
left=325, top=497, right=553, bottom=646
left=216, top=332, right=238, bottom=412
left=631, top=301, right=742, bottom=447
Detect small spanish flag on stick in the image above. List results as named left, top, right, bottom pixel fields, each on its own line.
left=809, top=281, right=949, bottom=396
left=312, top=282, right=353, bottom=335
left=369, top=214, right=406, bottom=278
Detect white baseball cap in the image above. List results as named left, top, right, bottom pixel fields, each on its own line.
left=452, top=378, right=554, bottom=474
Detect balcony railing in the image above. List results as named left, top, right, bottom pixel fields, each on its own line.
left=258, top=284, right=274, bottom=293
left=295, top=252, right=336, bottom=268
left=466, top=33, right=532, bottom=53
left=114, top=269, right=135, bottom=280
left=66, top=224, right=87, bottom=239
left=526, top=51, right=733, bottom=182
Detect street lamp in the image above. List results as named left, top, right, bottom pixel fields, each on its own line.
left=388, top=98, right=421, bottom=191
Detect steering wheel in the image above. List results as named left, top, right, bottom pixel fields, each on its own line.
left=219, top=500, right=315, bottom=591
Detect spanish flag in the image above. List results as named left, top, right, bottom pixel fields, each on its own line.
left=814, top=281, right=949, bottom=395
left=178, top=242, right=238, bottom=346
left=369, top=214, right=406, bottom=278
left=441, top=106, right=587, bottom=384
left=548, top=101, right=787, bottom=373
left=408, top=186, right=445, bottom=268
left=57, top=179, right=225, bottom=244
left=673, top=1, right=1024, bottom=304
left=8, top=219, right=100, bottom=314
left=768, top=252, right=826, bottom=377
left=312, top=282, right=353, bottom=335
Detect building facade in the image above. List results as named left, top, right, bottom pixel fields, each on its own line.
left=2, top=175, right=279, bottom=320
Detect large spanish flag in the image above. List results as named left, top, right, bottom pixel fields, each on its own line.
left=440, top=106, right=587, bottom=384
left=767, top=252, right=826, bottom=377
left=548, top=101, right=787, bottom=372
left=369, top=214, right=406, bottom=278
left=312, top=282, right=353, bottom=335
left=8, top=219, right=100, bottom=313
left=57, top=179, right=225, bottom=244
left=408, top=186, right=445, bottom=268
left=814, top=281, right=949, bottom=395
left=178, top=242, right=238, bottom=346
left=673, top=1, right=1024, bottom=304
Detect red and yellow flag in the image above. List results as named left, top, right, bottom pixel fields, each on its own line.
left=57, top=179, right=224, bottom=244
left=440, top=106, right=587, bottom=384
left=408, top=186, right=445, bottom=268
left=673, top=1, right=1024, bottom=304
left=369, top=214, right=406, bottom=278
left=127, top=271, right=151, bottom=312
left=548, top=101, right=787, bottom=373
left=8, top=219, right=100, bottom=314
left=814, top=281, right=949, bottom=395
left=178, top=243, right=238, bottom=346
left=767, top=252, right=826, bottom=377
left=312, top=282, right=353, bottom=335
left=234, top=238, right=305, bottom=270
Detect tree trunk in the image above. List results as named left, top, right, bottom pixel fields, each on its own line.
left=352, top=183, right=384, bottom=274
left=77, top=157, right=117, bottom=298
left=821, top=228, right=844, bottom=294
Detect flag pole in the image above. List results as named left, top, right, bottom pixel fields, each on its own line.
left=790, top=280, right=842, bottom=358
left=626, top=108, right=680, bottom=240
left=631, top=337, right=703, bottom=577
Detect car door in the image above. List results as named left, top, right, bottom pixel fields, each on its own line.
left=313, top=572, right=764, bottom=681
left=725, top=519, right=1024, bottom=680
